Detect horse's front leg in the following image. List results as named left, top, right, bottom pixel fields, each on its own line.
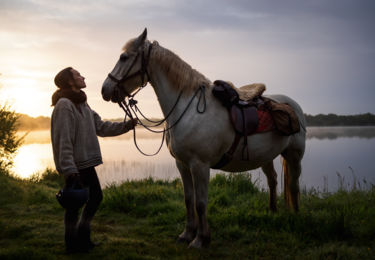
left=189, top=161, right=211, bottom=248
left=176, top=161, right=197, bottom=244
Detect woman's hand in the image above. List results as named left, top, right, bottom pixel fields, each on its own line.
left=125, top=118, right=138, bottom=130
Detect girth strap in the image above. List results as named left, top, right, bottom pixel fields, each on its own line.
left=211, top=134, right=241, bottom=169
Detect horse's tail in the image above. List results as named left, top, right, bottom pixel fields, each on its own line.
left=282, top=158, right=293, bottom=209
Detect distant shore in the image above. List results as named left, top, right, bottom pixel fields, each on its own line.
left=16, top=114, right=164, bottom=131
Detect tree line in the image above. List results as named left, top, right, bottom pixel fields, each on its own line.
left=16, top=114, right=163, bottom=130
left=304, top=113, right=375, bottom=126
left=17, top=114, right=50, bottom=131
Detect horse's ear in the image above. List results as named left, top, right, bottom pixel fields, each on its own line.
left=134, top=28, right=147, bottom=49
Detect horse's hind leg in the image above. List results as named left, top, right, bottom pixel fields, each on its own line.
left=261, top=162, right=278, bottom=212
left=189, top=161, right=210, bottom=248
left=176, top=161, right=197, bottom=244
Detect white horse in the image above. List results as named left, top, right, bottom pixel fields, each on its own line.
left=101, top=29, right=306, bottom=248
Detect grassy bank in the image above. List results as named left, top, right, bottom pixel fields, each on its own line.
left=0, top=169, right=374, bottom=259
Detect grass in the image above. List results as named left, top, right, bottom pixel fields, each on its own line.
left=0, top=168, right=374, bottom=259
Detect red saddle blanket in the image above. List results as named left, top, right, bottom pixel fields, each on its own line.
left=256, top=109, right=274, bottom=133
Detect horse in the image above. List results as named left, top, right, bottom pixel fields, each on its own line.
left=101, top=29, right=306, bottom=248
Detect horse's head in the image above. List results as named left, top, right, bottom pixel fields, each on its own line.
left=102, top=28, right=149, bottom=102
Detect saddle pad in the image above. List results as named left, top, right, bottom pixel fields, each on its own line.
left=237, top=83, right=266, bottom=101
left=256, top=110, right=274, bottom=133
left=225, top=81, right=266, bottom=101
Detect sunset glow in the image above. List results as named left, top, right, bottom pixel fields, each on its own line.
left=0, top=75, right=51, bottom=117
left=12, top=144, right=54, bottom=178
left=0, top=0, right=374, bottom=119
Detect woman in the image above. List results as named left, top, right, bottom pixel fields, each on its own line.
left=51, top=67, right=137, bottom=253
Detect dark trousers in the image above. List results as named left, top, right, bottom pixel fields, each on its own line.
left=64, top=167, right=103, bottom=249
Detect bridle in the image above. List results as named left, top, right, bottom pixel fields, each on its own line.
left=107, top=42, right=207, bottom=156
left=108, top=43, right=153, bottom=98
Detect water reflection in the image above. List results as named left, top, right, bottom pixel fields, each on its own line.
left=13, top=127, right=375, bottom=191
left=17, top=126, right=375, bottom=145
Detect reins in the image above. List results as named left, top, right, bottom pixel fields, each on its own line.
left=118, top=85, right=206, bottom=156
left=108, top=43, right=207, bottom=156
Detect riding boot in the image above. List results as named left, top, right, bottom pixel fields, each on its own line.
left=76, top=167, right=102, bottom=251
left=64, top=209, right=79, bottom=253
left=65, top=227, right=78, bottom=253
left=77, top=225, right=96, bottom=251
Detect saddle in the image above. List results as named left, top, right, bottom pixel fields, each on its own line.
left=218, top=80, right=267, bottom=135
left=211, top=80, right=268, bottom=169
left=211, top=80, right=299, bottom=169
left=212, top=80, right=268, bottom=136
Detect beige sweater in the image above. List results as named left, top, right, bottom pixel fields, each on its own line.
left=51, top=98, right=132, bottom=176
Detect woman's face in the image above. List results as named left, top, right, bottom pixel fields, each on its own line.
left=70, top=69, right=86, bottom=90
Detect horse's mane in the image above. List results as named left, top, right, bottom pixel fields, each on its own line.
left=148, top=41, right=211, bottom=94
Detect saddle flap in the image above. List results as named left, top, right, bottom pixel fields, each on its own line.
left=230, top=105, right=259, bottom=135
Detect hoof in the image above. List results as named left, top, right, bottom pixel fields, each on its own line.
left=177, top=236, right=192, bottom=244
left=177, top=231, right=195, bottom=244
left=188, top=236, right=210, bottom=249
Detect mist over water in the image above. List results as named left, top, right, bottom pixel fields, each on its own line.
left=13, top=127, right=375, bottom=192
left=307, top=126, right=375, bottom=140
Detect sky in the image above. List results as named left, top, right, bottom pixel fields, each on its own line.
left=0, top=0, right=374, bottom=119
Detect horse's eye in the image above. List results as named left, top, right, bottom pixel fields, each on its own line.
left=120, top=53, right=128, bottom=61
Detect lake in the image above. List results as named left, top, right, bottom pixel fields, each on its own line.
left=13, top=127, right=375, bottom=192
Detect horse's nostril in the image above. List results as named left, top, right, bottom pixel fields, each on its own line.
left=101, top=88, right=111, bottom=101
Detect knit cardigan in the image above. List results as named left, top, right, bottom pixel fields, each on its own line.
left=51, top=98, right=133, bottom=176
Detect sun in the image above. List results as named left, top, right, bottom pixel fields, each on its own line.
left=0, top=77, right=51, bottom=117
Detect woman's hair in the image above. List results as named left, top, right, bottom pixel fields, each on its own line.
left=54, top=67, right=73, bottom=89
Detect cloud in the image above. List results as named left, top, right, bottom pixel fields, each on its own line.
left=1, top=0, right=374, bottom=117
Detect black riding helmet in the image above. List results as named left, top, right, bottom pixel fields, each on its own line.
left=56, top=176, right=89, bottom=209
